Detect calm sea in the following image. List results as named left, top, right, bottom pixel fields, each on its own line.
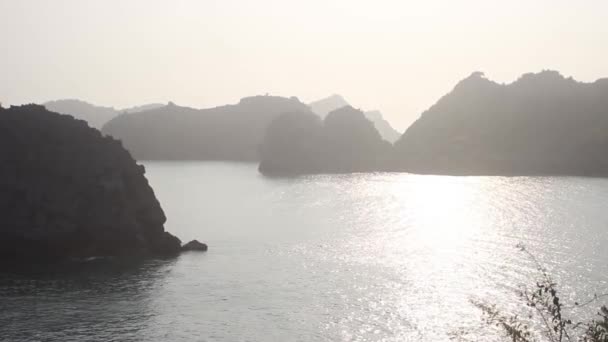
left=2, top=162, right=608, bottom=341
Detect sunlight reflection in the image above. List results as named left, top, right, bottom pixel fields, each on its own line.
left=398, top=175, right=489, bottom=251
left=330, top=173, right=508, bottom=340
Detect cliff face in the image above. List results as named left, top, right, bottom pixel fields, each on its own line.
left=0, top=104, right=181, bottom=260
left=102, top=96, right=312, bottom=161
left=395, top=71, right=608, bottom=176
left=259, top=106, right=392, bottom=176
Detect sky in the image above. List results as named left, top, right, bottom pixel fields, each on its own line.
left=1, top=0, right=607, bottom=131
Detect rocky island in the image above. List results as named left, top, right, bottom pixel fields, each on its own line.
left=0, top=104, right=192, bottom=260
left=258, top=106, right=392, bottom=175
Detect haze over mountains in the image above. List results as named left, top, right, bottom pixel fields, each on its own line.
left=43, top=99, right=164, bottom=129
left=308, top=94, right=401, bottom=143
left=259, top=106, right=392, bottom=175
left=102, top=96, right=311, bottom=161
left=394, top=70, right=608, bottom=176
left=43, top=95, right=402, bottom=144
left=31, top=70, right=608, bottom=177
left=260, top=70, right=608, bottom=176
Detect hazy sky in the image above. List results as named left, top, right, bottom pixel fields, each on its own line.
left=2, top=0, right=607, bottom=130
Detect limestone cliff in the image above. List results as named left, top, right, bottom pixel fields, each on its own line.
left=0, top=104, right=182, bottom=259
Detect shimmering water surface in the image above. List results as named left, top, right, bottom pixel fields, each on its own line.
left=2, top=162, right=608, bottom=341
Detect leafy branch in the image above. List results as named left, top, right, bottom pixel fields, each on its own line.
left=473, top=244, right=608, bottom=342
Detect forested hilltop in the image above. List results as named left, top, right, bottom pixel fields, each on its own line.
left=394, top=70, right=608, bottom=176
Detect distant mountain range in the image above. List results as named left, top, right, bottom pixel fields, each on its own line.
left=41, top=95, right=401, bottom=163
left=43, top=99, right=164, bottom=129
left=102, top=96, right=311, bottom=161
left=308, top=94, right=401, bottom=143
left=308, top=94, right=350, bottom=118
left=39, top=70, right=608, bottom=177
left=361, top=110, right=401, bottom=144
left=260, top=70, right=608, bottom=176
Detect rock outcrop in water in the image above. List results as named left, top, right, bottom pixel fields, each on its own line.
left=259, top=106, right=392, bottom=175
left=0, top=104, right=182, bottom=260
left=102, top=96, right=312, bottom=161
left=182, top=240, right=208, bottom=252
left=394, top=70, right=608, bottom=176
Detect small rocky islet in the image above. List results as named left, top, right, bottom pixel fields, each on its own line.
left=0, top=104, right=205, bottom=261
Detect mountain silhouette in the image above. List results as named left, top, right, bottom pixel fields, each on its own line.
left=309, top=94, right=350, bottom=118
left=394, top=70, right=608, bottom=176
left=259, top=106, right=392, bottom=175
left=363, top=110, right=401, bottom=144
left=44, top=99, right=117, bottom=129
left=102, top=96, right=312, bottom=161
left=44, top=99, right=163, bottom=129
left=308, top=94, right=401, bottom=143
left=123, top=103, right=165, bottom=114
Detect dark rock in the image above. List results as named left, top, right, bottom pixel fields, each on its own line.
left=0, top=104, right=182, bottom=260
left=181, top=240, right=208, bottom=252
